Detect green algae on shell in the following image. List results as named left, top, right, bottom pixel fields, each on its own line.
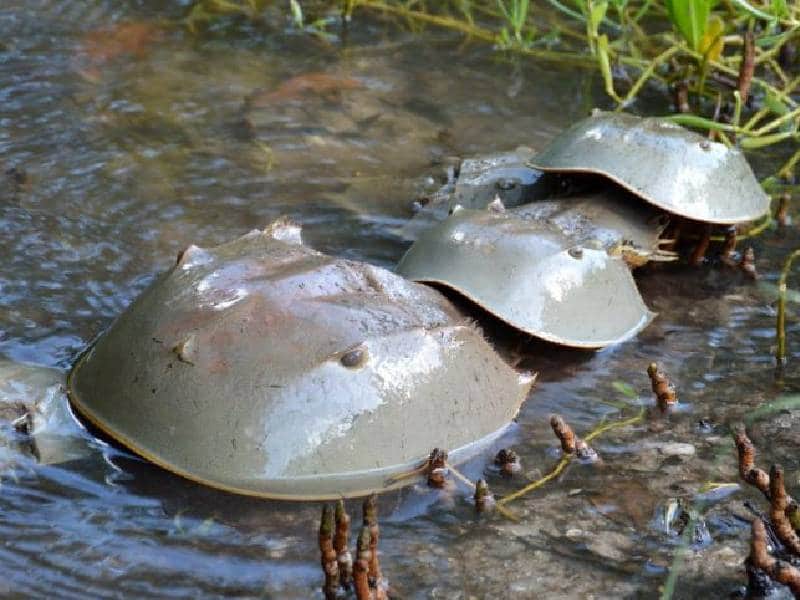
left=529, top=111, right=770, bottom=225
left=396, top=207, right=654, bottom=348
left=67, top=220, right=533, bottom=500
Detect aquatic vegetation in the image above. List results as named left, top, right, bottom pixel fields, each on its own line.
left=192, top=0, right=800, bottom=190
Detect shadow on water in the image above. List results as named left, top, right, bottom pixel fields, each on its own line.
left=2, top=1, right=800, bottom=598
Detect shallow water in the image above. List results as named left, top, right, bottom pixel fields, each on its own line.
left=1, top=2, right=800, bottom=598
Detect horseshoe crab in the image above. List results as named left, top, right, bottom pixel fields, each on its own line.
left=396, top=204, right=655, bottom=348
left=528, top=111, right=770, bottom=224
left=66, top=220, right=533, bottom=500
left=402, top=147, right=553, bottom=241
left=0, top=359, right=87, bottom=466
left=450, top=146, right=551, bottom=210
left=511, top=189, right=677, bottom=267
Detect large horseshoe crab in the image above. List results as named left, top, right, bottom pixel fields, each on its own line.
left=528, top=111, right=770, bottom=224
left=63, top=220, right=533, bottom=500
left=396, top=203, right=656, bottom=348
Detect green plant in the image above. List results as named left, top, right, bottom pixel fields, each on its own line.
left=664, top=0, right=717, bottom=52
left=496, top=0, right=533, bottom=46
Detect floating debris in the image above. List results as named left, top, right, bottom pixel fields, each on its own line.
left=647, top=362, right=677, bottom=411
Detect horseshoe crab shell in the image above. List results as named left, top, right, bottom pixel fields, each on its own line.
left=396, top=207, right=654, bottom=348
left=401, top=148, right=553, bottom=241
left=529, top=111, right=770, bottom=224
left=513, top=189, right=675, bottom=267
left=67, top=221, right=532, bottom=500
left=451, top=147, right=551, bottom=210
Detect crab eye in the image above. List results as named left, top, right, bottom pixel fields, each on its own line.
left=340, top=346, right=368, bottom=368
left=495, top=178, right=518, bottom=191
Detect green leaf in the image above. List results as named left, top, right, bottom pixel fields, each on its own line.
left=663, top=113, right=738, bottom=132
left=740, top=131, right=798, bottom=149
left=597, top=34, right=620, bottom=101
left=772, top=0, right=789, bottom=18
left=612, top=381, right=638, bottom=399
left=665, top=0, right=717, bottom=51
left=289, top=0, right=303, bottom=27
left=765, top=89, right=790, bottom=116
left=590, top=0, right=609, bottom=36
left=699, top=14, right=724, bottom=61
left=729, top=0, right=777, bottom=22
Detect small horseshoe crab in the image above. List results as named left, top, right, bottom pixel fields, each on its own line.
left=402, top=147, right=554, bottom=241
left=529, top=111, right=770, bottom=225
left=510, top=189, right=678, bottom=268
left=396, top=202, right=657, bottom=348
left=63, top=219, right=533, bottom=500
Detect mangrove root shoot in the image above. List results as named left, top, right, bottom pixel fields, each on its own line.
left=647, top=362, right=677, bottom=410
left=335, top=499, right=353, bottom=590
left=426, top=448, right=448, bottom=488
left=474, top=479, right=495, bottom=513
left=319, top=504, right=340, bottom=600
left=749, top=518, right=800, bottom=598
left=494, top=448, right=521, bottom=477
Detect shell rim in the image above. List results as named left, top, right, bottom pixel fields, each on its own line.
left=66, top=344, right=533, bottom=500
left=526, top=164, right=769, bottom=225
left=410, top=277, right=655, bottom=349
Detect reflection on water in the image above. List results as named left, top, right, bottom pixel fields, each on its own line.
left=1, top=1, right=799, bottom=598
